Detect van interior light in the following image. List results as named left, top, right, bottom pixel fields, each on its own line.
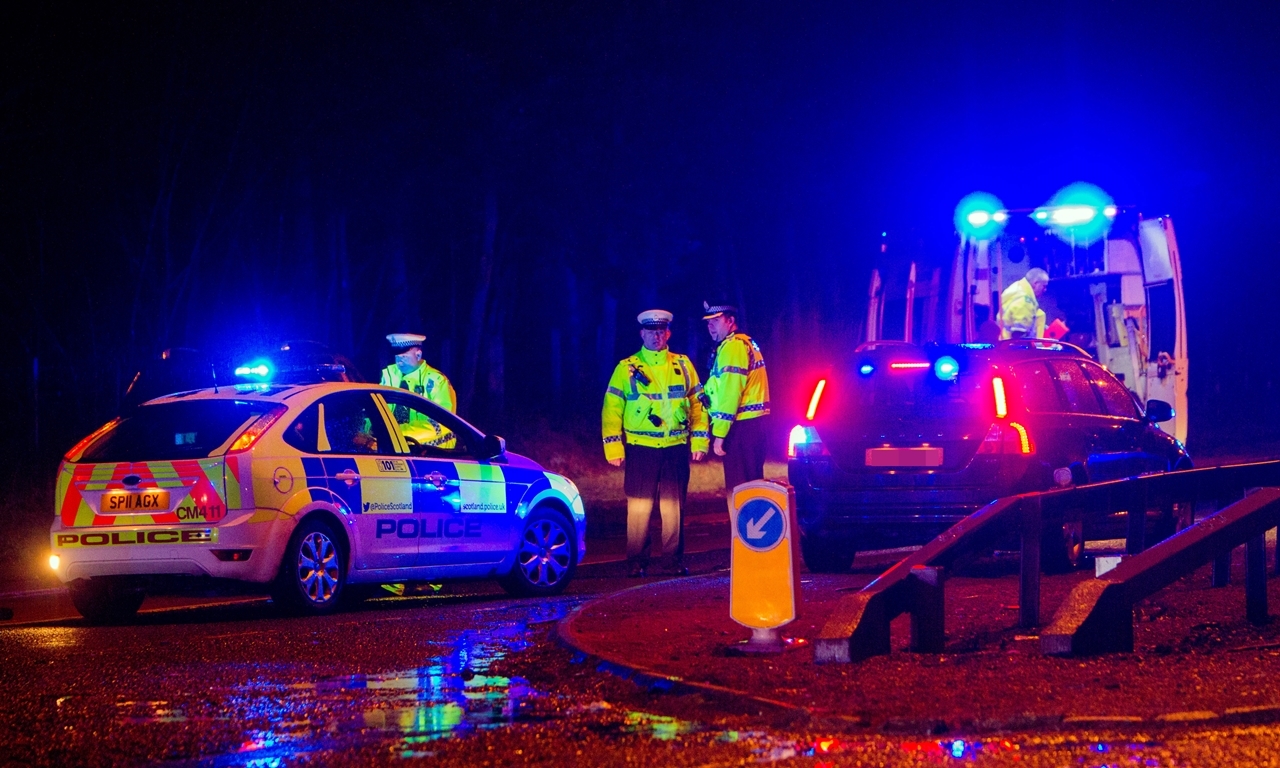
left=992, top=376, right=1008, bottom=418
left=806, top=379, right=827, bottom=420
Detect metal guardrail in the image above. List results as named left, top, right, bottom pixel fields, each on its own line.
left=814, top=460, right=1280, bottom=664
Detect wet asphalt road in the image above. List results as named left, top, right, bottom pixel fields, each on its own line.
left=6, top=573, right=1280, bottom=767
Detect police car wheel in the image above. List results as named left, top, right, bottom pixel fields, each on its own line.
left=499, top=508, right=576, bottom=597
left=274, top=518, right=345, bottom=614
left=68, top=577, right=145, bottom=624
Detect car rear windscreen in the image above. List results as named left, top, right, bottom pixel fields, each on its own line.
left=78, top=401, right=272, bottom=463
left=846, top=363, right=991, bottom=426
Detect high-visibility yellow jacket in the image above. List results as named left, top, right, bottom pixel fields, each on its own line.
left=601, top=348, right=709, bottom=461
left=379, top=362, right=458, bottom=449
left=999, top=277, right=1047, bottom=339
left=380, top=362, right=457, bottom=413
left=705, top=332, right=770, bottom=439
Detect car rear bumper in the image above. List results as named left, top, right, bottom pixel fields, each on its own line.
left=50, top=508, right=295, bottom=584
left=788, top=457, right=1031, bottom=544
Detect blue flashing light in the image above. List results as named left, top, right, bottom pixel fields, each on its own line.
left=954, top=191, right=1007, bottom=241
left=858, top=363, right=875, bottom=376
left=234, top=361, right=272, bottom=378
left=950, top=740, right=966, bottom=758
left=933, top=355, right=959, bottom=381
left=1032, top=182, right=1116, bottom=245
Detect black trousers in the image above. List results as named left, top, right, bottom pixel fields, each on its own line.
left=722, top=415, right=770, bottom=494
left=623, top=443, right=691, bottom=563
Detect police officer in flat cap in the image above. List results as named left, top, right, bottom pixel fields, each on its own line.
left=702, top=300, right=771, bottom=503
left=380, top=333, right=457, bottom=414
left=602, top=310, right=709, bottom=577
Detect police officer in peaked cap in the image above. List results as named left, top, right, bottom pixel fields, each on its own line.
left=602, top=310, right=709, bottom=577
left=702, top=300, right=771, bottom=505
left=381, top=333, right=457, bottom=414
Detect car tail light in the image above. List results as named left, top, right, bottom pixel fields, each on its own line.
left=788, top=425, right=828, bottom=458
left=991, top=376, right=1008, bottom=418
left=227, top=406, right=288, bottom=453
left=975, top=422, right=1035, bottom=455
left=805, top=379, right=827, bottom=420
left=63, top=418, right=122, bottom=462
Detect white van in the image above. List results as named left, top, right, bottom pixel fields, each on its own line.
left=866, top=197, right=1188, bottom=444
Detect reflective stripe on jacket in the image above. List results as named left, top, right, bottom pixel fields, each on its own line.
left=380, top=362, right=457, bottom=414
left=999, top=277, right=1047, bottom=339
left=601, top=348, right=709, bottom=461
left=705, top=332, right=770, bottom=439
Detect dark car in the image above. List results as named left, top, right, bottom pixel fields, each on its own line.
left=787, top=339, right=1190, bottom=573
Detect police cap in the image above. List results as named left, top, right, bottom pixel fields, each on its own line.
left=637, top=309, right=673, bottom=330
left=701, top=300, right=738, bottom=320
left=386, top=333, right=427, bottom=350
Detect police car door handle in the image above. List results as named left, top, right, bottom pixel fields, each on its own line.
left=336, top=469, right=360, bottom=487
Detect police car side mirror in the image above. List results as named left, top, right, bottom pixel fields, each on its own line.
left=1145, top=399, right=1175, bottom=423
left=481, top=434, right=506, bottom=460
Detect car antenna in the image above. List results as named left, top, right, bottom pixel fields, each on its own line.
left=211, top=363, right=219, bottom=394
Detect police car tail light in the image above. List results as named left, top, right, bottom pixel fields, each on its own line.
left=63, top=418, right=122, bottom=462
left=991, top=376, right=1008, bottom=418
left=805, top=379, right=827, bottom=420
left=976, top=422, right=1036, bottom=455
left=788, top=425, right=827, bottom=458
left=227, top=406, right=288, bottom=453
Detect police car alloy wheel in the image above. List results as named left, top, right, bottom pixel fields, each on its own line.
left=274, top=518, right=346, bottom=614
left=500, top=508, right=576, bottom=597
left=67, top=577, right=146, bottom=625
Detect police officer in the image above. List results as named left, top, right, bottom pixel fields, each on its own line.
left=999, top=268, right=1049, bottom=339
left=702, top=301, right=771, bottom=500
left=380, top=333, right=457, bottom=413
left=602, top=310, right=709, bottom=577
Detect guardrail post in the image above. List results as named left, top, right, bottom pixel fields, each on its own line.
left=1126, top=484, right=1147, bottom=555
left=1246, top=533, right=1268, bottom=625
left=909, top=565, right=945, bottom=653
left=1213, top=550, right=1232, bottom=587
left=1214, top=491, right=1244, bottom=586
left=1274, top=525, right=1280, bottom=576
left=1019, top=497, right=1041, bottom=628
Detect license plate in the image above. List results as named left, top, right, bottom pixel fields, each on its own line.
left=100, top=490, right=171, bottom=514
left=865, top=447, right=944, bottom=467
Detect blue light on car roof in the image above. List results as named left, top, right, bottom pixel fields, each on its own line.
left=858, top=363, right=875, bottom=376
left=234, top=361, right=272, bottom=378
left=934, top=355, right=959, bottom=381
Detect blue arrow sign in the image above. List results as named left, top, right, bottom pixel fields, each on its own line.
left=736, top=497, right=786, bottom=552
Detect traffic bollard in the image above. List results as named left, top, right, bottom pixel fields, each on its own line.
left=728, top=479, right=801, bottom=653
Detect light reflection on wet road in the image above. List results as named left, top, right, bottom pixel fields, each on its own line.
left=3, top=585, right=1280, bottom=766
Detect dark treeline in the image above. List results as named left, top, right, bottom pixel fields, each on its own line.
left=3, top=1, right=1279, bottom=481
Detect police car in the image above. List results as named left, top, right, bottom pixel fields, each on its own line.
left=49, top=381, right=587, bottom=622
left=788, top=339, right=1190, bottom=574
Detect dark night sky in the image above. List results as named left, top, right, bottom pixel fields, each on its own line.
left=3, top=1, right=1279, bottom=466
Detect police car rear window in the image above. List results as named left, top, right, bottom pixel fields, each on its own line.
left=78, top=401, right=273, bottom=463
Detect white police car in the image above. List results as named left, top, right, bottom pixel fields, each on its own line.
left=50, top=382, right=586, bottom=622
